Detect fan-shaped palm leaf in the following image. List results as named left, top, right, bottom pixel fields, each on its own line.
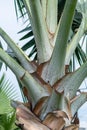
left=0, top=74, right=21, bottom=130
left=0, top=74, right=20, bottom=114
left=0, top=112, right=18, bottom=130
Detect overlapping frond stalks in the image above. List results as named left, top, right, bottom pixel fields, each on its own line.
left=0, top=0, right=87, bottom=130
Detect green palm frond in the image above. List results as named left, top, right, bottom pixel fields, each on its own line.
left=0, top=41, right=5, bottom=70
left=0, top=74, right=20, bottom=114
left=14, top=0, right=26, bottom=20
left=18, top=26, right=37, bottom=60
left=75, top=44, right=87, bottom=65
left=0, top=74, right=21, bottom=130
left=0, top=111, right=20, bottom=130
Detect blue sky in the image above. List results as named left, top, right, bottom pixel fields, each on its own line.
left=0, top=0, right=87, bottom=127
left=0, top=0, right=20, bottom=42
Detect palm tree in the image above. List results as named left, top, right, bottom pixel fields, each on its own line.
left=0, top=0, right=87, bottom=129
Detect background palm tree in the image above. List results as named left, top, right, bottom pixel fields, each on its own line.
left=0, top=0, right=87, bottom=129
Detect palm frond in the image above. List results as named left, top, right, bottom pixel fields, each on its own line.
left=14, top=0, right=26, bottom=20
left=0, top=74, right=20, bottom=114
left=75, top=44, right=87, bottom=65
left=0, top=41, right=5, bottom=70
left=0, top=111, right=19, bottom=130
left=0, top=74, right=21, bottom=130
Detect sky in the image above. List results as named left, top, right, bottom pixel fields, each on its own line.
left=0, top=0, right=87, bottom=128
left=0, top=0, right=20, bottom=42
